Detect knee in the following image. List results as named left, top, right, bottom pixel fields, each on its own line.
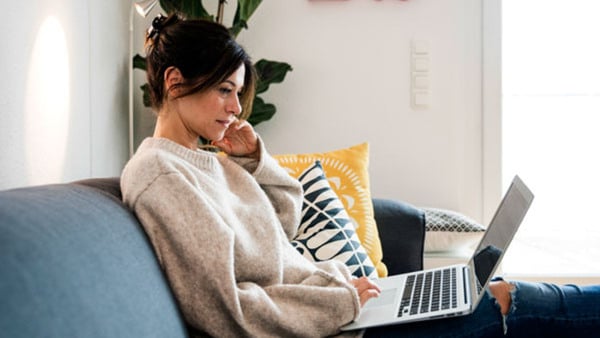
left=489, top=280, right=514, bottom=315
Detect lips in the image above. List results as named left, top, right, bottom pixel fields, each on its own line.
left=217, top=119, right=232, bottom=128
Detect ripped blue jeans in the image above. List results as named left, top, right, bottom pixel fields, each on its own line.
left=364, top=281, right=600, bottom=338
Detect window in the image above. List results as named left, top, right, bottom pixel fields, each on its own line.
left=501, top=0, right=600, bottom=276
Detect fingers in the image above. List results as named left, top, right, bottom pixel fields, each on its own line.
left=229, top=118, right=249, bottom=131
left=212, top=119, right=258, bottom=157
left=351, top=277, right=381, bottom=307
left=211, top=138, right=231, bottom=151
left=225, top=119, right=255, bottom=140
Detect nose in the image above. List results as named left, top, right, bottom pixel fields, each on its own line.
left=227, top=94, right=242, bottom=117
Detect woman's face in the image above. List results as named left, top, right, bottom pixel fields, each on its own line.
left=173, top=64, right=246, bottom=143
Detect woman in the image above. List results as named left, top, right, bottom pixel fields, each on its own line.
left=121, top=14, right=600, bottom=337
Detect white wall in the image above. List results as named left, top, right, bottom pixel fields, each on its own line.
left=0, top=0, right=129, bottom=190
left=235, top=0, right=485, bottom=219
left=1, top=0, right=486, bottom=222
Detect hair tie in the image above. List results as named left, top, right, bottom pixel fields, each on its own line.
left=147, top=14, right=166, bottom=41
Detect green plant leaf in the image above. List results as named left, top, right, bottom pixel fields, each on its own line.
left=159, top=0, right=213, bottom=20
left=230, top=0, right=262, bottom=36
left=133, top=54, right=147, bottom=71
left=254, top=59, right=293, bottom=94
left=247, top=96, right=275, bottom=126
left=140, top=83, right=152, bottom=107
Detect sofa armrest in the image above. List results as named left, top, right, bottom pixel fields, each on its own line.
left=0, top=182, right=187, bottom=337
left=372, top=198, right=425, bottom=275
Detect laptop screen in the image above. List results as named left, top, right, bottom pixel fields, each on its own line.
left=468, top=176, right=534, bottom=301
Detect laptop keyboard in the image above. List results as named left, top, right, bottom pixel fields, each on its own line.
left=398, top=268, right=458, bottom=317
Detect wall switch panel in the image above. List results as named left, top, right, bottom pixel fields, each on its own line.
left=411, top=39, right=429, bottom=55
left=410, top=39, right=430, bottom=110
left=412, top=75, right=429, bottom=89
left=412, top=57, right=429, bottom=72
left=412, top=91, right=429, bottom=109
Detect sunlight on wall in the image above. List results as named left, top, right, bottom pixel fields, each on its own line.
left=24, top=16, right=71, bottom=185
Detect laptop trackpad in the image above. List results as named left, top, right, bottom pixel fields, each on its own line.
left=363, top=288, right=397, bottom=308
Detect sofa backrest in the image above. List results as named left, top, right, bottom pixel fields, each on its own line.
left=0, top=179, right=188, bottom=338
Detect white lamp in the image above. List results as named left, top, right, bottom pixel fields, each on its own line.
left=129, top=0, right=158, bottom=157
left=135, top=0, right=159, bottom=18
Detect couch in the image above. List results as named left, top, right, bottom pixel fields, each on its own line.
left=0, top=177, right=425, bottom=337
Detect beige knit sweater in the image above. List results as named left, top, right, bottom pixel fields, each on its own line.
left=121, top=137, right=362, bottom=338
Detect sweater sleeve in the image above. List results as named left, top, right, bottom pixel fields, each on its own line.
left=229, top=137, right=303, bottom=240
left=129, top=172, right=360, bottom=338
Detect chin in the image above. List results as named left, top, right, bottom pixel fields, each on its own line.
left=212, top=134, right=225, bottom=143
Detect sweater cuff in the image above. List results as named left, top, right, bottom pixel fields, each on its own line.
left=314, top=269, right=362, bottom=322
left=227, top=136, right=266, bottom=173
left=229, top=136, right=290, bottom=184
left=314, top=261, right=362, bottom=321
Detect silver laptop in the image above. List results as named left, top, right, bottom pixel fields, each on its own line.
left=342, top=175, right=534, bottom=330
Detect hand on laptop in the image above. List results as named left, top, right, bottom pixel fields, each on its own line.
left=351, top=276, right=381, bottom=306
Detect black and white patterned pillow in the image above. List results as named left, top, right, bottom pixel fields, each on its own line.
left=423, top=207, right=485, bottom=252
left=291, top=161, right=377, bottom=278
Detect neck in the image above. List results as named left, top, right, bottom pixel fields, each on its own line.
left=153, top=109, right=197, bottom=150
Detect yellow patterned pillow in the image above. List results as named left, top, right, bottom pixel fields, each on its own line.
left=274, top=143, right=388, bottom=277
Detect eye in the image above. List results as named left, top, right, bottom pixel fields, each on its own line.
left=219, top=87, right=233, bottom=95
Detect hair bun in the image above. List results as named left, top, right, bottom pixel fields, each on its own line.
left=147, top=14, right=166, bottom=40
left=146, top=13, right=180, bottom=43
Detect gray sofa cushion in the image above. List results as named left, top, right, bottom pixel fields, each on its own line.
left=0, top=183, right=187, bottom=338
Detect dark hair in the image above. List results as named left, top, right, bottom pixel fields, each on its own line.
left=144, top=14, right=256, bottom=119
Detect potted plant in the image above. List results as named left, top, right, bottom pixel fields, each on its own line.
left=133, top=0, right=292, bottom=127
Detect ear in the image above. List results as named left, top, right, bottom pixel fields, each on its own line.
left=164, top=66, right=183, bottom=94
